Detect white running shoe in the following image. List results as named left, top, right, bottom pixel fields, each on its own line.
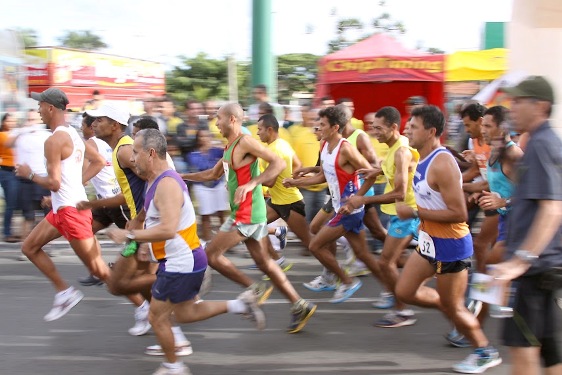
left=44, top=287, right=84, bottom=322
left=237, top=289, right=266, bottom=330
left=145, top=341, right=193, bottom=356
left=303, top=274, right=337, bottom=292
left=129, top=304, right=151, bottom=336
left=152, top=362, right=192, bottom=375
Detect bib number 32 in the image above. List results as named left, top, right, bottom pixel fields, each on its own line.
left=418, top=230, right=436, bottom=258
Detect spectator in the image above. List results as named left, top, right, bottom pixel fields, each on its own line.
left=0, top=113, right=20, bottom=242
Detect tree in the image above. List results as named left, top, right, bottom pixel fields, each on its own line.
left=327, top=1, right=406, bottom=53
left=15, top=28, right=38, bottom=48
left=57, top=30, right=107, bottom=50
left=277, top=53, right=320, bottom=103
left=166, top=53, right=251, bottom=107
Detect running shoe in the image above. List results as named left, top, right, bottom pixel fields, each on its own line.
left=145, top=341, right=193, bottom=357
left=303, top=274, right=337, bottom=292
left=237, top=289, right=266, bottom=330
left=445, top=328, right=472, bottom=348
left=372, top=291, right=395, bottom=309
left=374, top=311, right=417, bottom=328
left=78, top=274, right=104, bottom=286
left=129, top=303, right=151, bottom=336
left=250, top=281, right=274, bottom=305
left=44, top=287, right=84, bottom=322
left=276, top=226, right=288, bottom=250
left=453, top=347, right=502, bottom=374
left=330, top=278, right=362, bottom=303
left=152, top=362, right=191, bottom=375
left=287, top=299, right=317, bottom=334
left=344, top=261, right=370, bottom=277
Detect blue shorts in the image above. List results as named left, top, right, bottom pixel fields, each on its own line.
left=497, top=214, right=508, bottom=242
left=327, top=210, right=364, bottom=234
left=388, top=215, right=419, bottom=240
left=152, top=264, right=205, bottom=304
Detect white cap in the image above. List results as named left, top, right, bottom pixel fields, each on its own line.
left=86, top=103, right=130, bottom=126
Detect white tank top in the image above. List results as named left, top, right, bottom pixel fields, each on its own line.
left=413, top=147, right=454, bottom=210
left=51, top=126, right=88, bottom=212
left=90, top=137, right=120, bottom=199
left=321, top=138, right=362, bottom=213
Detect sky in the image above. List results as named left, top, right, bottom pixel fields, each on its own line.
left=1, top=0, right=513, bottom=67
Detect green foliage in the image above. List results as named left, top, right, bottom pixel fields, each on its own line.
left=14, top=28, right=38, bottom=48
left=166, top=53, right=318, bottom=108
left=57, top=30, right=108, bottom=50
left=277, top=54, right=319, bottom=103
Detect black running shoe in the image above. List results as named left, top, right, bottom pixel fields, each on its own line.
left=287, top=300, right=316, bottom=334
left=78, top=274, right=104, bottom=286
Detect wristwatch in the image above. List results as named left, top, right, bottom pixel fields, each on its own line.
left=514, top=249, right=538, bottom=263
left=126, top=231, right=136, bottom=242
left=504, top=198, right=512, bottom=207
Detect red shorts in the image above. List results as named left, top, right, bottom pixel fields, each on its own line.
left=46, top=207, right=94, bottom=241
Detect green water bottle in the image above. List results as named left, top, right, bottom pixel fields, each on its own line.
left=121, top=240, right=139, bottom=257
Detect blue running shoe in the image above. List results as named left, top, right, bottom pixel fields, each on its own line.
left=374, top=311, right=417, bottom=328
left=453, top=346, right=502, bottom=373
left=371, top=292, right=395, bottom=309
left=276, top=226, right=287, bottom=250
left=445, top=328, right=472, bottom=348
left=330, top=278, right=362, bottom=303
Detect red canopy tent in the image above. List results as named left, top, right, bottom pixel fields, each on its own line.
left=315, top=34, right=445, bottom=126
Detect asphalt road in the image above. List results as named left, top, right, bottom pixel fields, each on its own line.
left=0, top=241, right=513, bottom=375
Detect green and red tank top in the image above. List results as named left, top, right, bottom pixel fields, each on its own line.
left=222, top=135, right=266, bottom=224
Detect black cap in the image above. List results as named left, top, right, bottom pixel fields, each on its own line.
left=31, top=88, right=69, bottom=110
left=500, top=75, right=555, bottom=103
left=405, top=96, right=426, bottom=105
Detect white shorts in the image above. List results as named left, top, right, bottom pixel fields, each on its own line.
left=192, top=183, right=229, bottom=216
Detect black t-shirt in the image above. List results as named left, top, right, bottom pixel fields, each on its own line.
left=506, top=121, right=562, bottom=275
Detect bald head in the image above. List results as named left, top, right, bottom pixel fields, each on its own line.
left=221, top=103, right=244, bottom=124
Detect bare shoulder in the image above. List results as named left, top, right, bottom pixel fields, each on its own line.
left=432, top=151, right=461, bottom=176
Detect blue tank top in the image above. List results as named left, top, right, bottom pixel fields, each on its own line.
left=486, top=141, right=515, bottom=215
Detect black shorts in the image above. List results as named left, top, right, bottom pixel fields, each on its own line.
left=484, top=209, right=499, bottom=217
left=502, top=275, right=562, bottom=348
left=364, top=202, right=377, bottom=212
left=266, top=199, right=306, bottom=221
left=416, top=249, right=472, bottom=274
left=92, top=205, right=131, bottom=229
left=322, top=199, right=334, bottom=214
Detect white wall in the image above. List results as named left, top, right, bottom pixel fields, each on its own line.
left=508, top=0, right=562, bottom=134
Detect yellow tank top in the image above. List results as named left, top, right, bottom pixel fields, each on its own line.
left=259, top=138, right=303, bottom=205
left=113, top=135, right=146, bottom=218
left=381, top=135, right=419, bottom=215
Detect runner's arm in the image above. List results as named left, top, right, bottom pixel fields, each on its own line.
left=181, top=159, right=224, bottom=182
left=15, top=133, right=63, bottom=191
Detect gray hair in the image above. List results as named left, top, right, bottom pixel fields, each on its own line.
left=137, top=128, right=167, bottom=159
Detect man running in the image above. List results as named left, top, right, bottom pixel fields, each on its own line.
left=343, top=106, right=419, bottom=327
left=15, top=87, right=109, bottom=321
left=283, top=105, right=379, bottom=303
left=182, top=103, right=316, bottom=334
left=108, top=129, right=265, bottom=375
left=395, top=105, right=501, bottom=374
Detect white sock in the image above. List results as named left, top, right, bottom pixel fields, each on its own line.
left=138, top=300, right=149, bottom=310
left=274, top=227, right=282, bottom=236
left=172, top=326, right=187, bottom=343
left=162, top=361, right=184, bottom=369
left=56, top=287, right=73, bottom=298
left=227, top=299, right=247, bottom=314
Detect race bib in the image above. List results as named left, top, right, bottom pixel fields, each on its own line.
left=418, top=230, right=436, bottom=258
left=222, top=161, right=229, bottom=177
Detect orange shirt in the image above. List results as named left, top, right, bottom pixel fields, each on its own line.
left=0, top=132, right=15, bottom=167
left=472, top=138, right=491, bottom=180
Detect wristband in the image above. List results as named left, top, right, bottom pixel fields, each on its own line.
left=28, top=171, right=35, bottom=181
left=412, top=210, right=419, bottom=219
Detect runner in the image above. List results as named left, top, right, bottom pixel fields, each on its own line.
left=182, top=103, right=316, bottom=334
left=108, top=129, right=265, bottom=375
left=395, top=105, right=501, bottom=374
